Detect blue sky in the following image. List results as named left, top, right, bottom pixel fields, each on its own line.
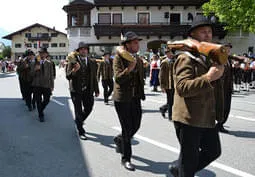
left=0, top=0, right=69, bottom=46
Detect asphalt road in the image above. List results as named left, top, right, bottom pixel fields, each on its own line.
left=0, top=68, right=254, bottom=177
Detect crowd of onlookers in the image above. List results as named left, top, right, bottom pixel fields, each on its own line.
left=0, top=60, right=16, bottom=73
left=230, top=53, right=255, bottom=92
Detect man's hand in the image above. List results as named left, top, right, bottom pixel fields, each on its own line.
left=95, top=92, right=99, bottom=97
left=205, top=64, right=225, bottom=82
left=72, top=63, right=80, bottom=73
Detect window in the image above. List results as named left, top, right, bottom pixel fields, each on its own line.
left=42, top=43, right=49, bottom=48
left=25, top=33, right=31, bottom=38
left=26, top=43, right=32, bottom=48
left=71, top=15, right=77, bottom=26
left=15, top=43, right=22, bottom=48
left=51, top=43, right=58, bottom=47
left=170, top=13, right=180, bottom=24
left=51, top=33, right=58, bottom=37
left=59, top=43, right=66, bottom=47
left=42, top=33, right=49, bottom=37
left=138, top=13, right=150, bottom=24
left=83, top=14, right=89, bottom=26
left=98, top=13, right=111, bottom=24
left=113, top=13, right=122, bottom=24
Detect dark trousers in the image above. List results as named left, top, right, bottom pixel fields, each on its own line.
left=174, top=122, right=221, bottom=177
left=102, top=79, right=113, bottom=103
left=23, top=81, right=33, bottom=108
left=34, top=87, right=51, bottom=117
left=219, top=92, right=232, bottom=126
left=159, top=89, right=174, bottom=119
left=70, top=91, right=94, bottom=134
left=19, top=78, right=26, bottom=99
left=114, top=98, right=142, bottom=162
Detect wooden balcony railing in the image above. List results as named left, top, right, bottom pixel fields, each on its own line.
left=93, top=23, right=226, bottom=39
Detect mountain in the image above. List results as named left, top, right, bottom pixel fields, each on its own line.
left=0, top=28, right=11, bottom=46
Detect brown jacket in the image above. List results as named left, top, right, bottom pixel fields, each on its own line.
left=17, top=58, right=33, bottom=82
left=66, top=56, right=99, bottom=95
left=159, top=58, right=174, bottom=90
left=30, top=59, right=54, bottom=89
left=172, top=52, right=224, bottom=128
left=97, top=60, right=113, bottom=81
left=112, top=54, right=145, bottom=102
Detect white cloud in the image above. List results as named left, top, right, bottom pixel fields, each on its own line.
left=0, top=0, right=69, bottom=33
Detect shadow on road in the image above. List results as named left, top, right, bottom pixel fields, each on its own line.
left=0, top=96, right=91, bottom=177
left=0, top=73, right=16, bottom=78
left=86, top=131, right=140, bottom=148
left=132, top=155, right=216, bottom=177
left=228, top=130, right=255, bottom=139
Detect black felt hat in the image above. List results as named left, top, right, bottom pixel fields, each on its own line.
left=187, top=16, right=214, bottom=36
left=121, top=31, right=142, bottom=45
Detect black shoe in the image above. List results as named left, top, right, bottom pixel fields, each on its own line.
left=159, top=108, right=166, bottom=118
left=113, top=136, right=122, bottom=153
left=79, top=133, right=88, bottom=140
left=28, top=106, right=32, bottom=112
left=38, top=112, right=44, bottom=122
left=113, top=136, right=121, bottom=153
left=39, top=115, right=44, bottom=122
left=169, top=164, right=178, bottom=177
left=122, top=161, right=135, bottom=171
left=219, top=126, right=229, bottom=133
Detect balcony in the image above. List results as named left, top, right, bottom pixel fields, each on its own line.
left=94, top=0, right=209, bottom=7
left=27, top=36, right=51, bottom=42
left=94, top=23, right=227, bottom=39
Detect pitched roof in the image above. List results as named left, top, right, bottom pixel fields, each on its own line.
left=63, top=0, right=94, bottom=12
left=2, top=23, right=67, bottom=40
left=70, top=0, right=94, bottom=5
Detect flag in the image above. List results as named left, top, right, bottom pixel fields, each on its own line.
left=37, top=41, right=41, bottom=49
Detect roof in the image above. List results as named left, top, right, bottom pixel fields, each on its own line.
left=63, top=0, right=94, bottom=12
left=2, top=23, right=67, bottom=40
left=94, top=0, right=209, bottom=7
left=69, top=0, right=94, bottom=5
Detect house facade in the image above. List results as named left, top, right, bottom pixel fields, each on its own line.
left=3, top=23, right=69, bottom=60
left=63, top=0, right=227, bottom=56
left=63, top=0, right=254, bottom=56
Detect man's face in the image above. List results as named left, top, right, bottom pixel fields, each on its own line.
left=104, top=54, right=110, bottom=60
left=28, top=55, right=34, bottom=60
left=190, top=26, right=213, bottom=42
left=226, top=47, right=231, bottom=55
left=166, top=52, right=173, bottom=59
left=78, top=47, right=88, bottom=57
left=126, top=39, right=140, bottom=53
left=39, top=52, right=48, bottom=59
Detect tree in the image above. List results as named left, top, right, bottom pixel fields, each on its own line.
left=2, top=46, right=11, bottom=59
left=202, top=0, right=255, bottom=33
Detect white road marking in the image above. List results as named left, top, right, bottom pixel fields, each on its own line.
left=51, top=98, right=65, bottom=106
left=112, top=126, right=255, bottom=177
left=146, top=98, right=165, bottom=104
left=235, top=101, right=255, bottom=105
left=229, top=115, right=255, bottom=122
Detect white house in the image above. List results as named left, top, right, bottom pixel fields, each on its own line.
left=63, top=0, right=254, bottom=56
left=3, top=23, right=69, bottom=60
